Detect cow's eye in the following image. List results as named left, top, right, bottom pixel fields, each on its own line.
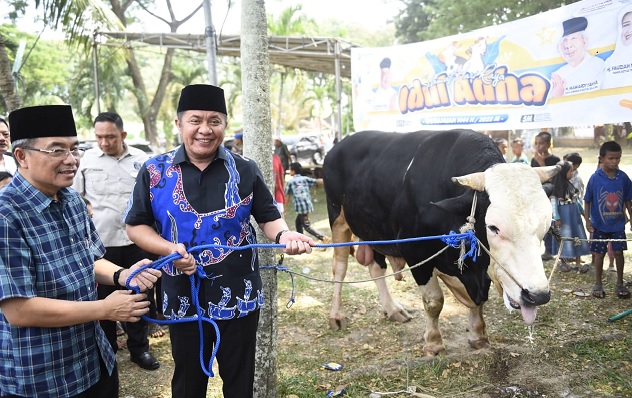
left=487, top=225, right=500, bottom=235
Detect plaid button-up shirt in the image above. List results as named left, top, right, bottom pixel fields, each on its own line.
left=0, top=173, right=111, bottom=397
left=285, top=173, right=318, bottom=214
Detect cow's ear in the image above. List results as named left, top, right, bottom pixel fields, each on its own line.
left=451, top=172, right=485, bottom=191
left=533, top=165, right=561, bottom=183
left=431, top=191, right=474, bottom=214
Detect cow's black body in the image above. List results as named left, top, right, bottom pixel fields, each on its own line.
left=323, top=129, right=505, bottom=305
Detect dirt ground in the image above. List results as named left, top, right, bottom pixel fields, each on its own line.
left=116, top=146, right=632, bottom=398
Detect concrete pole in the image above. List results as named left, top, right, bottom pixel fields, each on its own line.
left=203, top=0, right=218, bottom=85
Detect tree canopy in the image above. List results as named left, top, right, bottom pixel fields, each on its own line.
left=0, top=0, right=592, bottom=140
left=393, top=0, right=580, bottom=43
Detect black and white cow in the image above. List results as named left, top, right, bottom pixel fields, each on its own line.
left=323, top=129, right=559, bottom=355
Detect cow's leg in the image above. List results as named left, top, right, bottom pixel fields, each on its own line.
left=330, top=212, right=352, bottom=331
left=418, top=273, right=445, bottom=356
left=438, top=274, right=490, bottom=350
left=467, top=304, right=489, bottom=350
left=386, top=255, right=406, bottom=281
left=367, top=261, right=413, bottom=323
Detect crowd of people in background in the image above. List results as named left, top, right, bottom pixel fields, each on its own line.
left=521, top=130, right=632, bottom=300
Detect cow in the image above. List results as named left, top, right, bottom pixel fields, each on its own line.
left=323, top=129, right=559, bottom=356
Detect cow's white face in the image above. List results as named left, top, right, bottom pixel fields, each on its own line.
left=453, top=163, right=559, bottom=325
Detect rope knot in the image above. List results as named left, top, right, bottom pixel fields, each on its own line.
left=464, top=215, right=476, bottom=227
left=196, top=268, right=222, bottom=285
left=441, top=230, right=479, bottom=271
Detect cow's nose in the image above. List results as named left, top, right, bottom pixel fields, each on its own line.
left=521, top=289, right=550, bottom=306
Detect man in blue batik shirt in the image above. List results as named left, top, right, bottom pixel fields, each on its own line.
left=0, top=105, right=160, bottom=398
left=124, top=84, right=316, bottom=398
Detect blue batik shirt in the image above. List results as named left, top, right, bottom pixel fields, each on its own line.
left=0, top=173, right=112, bottom=397
left=124, top=146, right=281, bottom=321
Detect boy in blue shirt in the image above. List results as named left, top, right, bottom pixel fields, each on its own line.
left=584, top=141, right=632, bottom=299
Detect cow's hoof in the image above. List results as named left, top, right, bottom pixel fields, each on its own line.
left=328, top=317, right=348, bottom=331
left=422, top=343, right=445, bottom=356
left=468, top=338, right=490, bottom=350
left=387, top=308, right=413, bottom=323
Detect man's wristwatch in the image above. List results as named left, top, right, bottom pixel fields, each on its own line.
left=275, top=230, right=289, bottom=244
left=113, top=268, right=124, bottom=289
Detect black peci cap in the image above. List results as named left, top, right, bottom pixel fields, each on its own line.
left=8, top=105, right=77, bottom=143
left=562, top=17, right=588, bottom=37
left=176, top=84, right=227, bottom=114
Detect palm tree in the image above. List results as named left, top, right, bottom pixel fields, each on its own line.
left=0, top=0, right=122, bottom=112
left=267, top=5, right=315, bottom=134
left=0, top=33, right=20, bottom=111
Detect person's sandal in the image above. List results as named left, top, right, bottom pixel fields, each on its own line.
left=557, top=262, right=571, bottom=272
left=615, top=284, right=630, bottom=299
left=592, top=284, right=606, bottom=299
left=148, top=323, right=166, bottom=338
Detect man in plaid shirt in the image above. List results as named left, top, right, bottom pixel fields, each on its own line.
left=0, top=105, right=160, bottom=398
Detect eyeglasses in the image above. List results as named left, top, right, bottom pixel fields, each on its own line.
left=24, top=147, right=85, bottom=159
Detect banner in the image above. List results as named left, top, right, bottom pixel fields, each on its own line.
left=351, top=0, right=632, bottom=132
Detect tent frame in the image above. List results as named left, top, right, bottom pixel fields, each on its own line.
left=92, top=31, right=361, bottom=141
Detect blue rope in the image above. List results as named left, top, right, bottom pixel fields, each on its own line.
left=126, top=262, right=221, bottom=377
left=124, top=231, right=478, bottom=377
left=442, top=230, right=479, bottom=262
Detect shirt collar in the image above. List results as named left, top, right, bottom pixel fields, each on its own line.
left=94, top=142, right=131, bottom=159
left=12, top=172, right=72, bottom=213
left=596, top=167, right=622, bottom=179
left=173, top=144, right=228, bottom=165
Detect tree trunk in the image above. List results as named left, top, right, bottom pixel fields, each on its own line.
left=241, top=1, right=277, bottom=397
left=109, top=0, right=174, bottom=149
left=276, top=72, right=285, bottom=133
left=147, top=47, right=175, bottom=148
left=0, top=33, right=21, bottom=111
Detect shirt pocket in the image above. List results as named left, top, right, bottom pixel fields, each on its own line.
left=85, top=171, right=109, bottom=195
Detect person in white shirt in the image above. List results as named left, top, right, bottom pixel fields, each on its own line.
left=0, top=118, right=17, bottom=175
left=550, top=16, right=604, bottom=97
left=72, top=112, right=160, bottom=371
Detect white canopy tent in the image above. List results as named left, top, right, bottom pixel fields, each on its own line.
left=92, top=31, right=360, bottom=140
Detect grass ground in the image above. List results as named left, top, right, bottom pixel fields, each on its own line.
left=117, top=145, right=632, bottom=398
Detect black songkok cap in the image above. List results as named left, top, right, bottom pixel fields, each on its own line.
left=379, top=57, right=392, bottom=69
left=562, top=17, right=588, bottom=37
left=177, top=84, right=227, bottom=114
left=8, top=105, right=77, bottom=143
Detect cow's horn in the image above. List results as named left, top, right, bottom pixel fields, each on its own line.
left=533, top=165, right=561, bottom=183
left=452, top=172, right=485, bottom=191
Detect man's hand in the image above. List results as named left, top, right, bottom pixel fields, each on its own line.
left=279, top=230, right=315, bottom=254
left=124, top=259, right=161, bottom=291
left=103, top=290, right=150, bottom=323
left=172, top=243, right=197, bottom=275
left=550, top=73, right=565, bottom=98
